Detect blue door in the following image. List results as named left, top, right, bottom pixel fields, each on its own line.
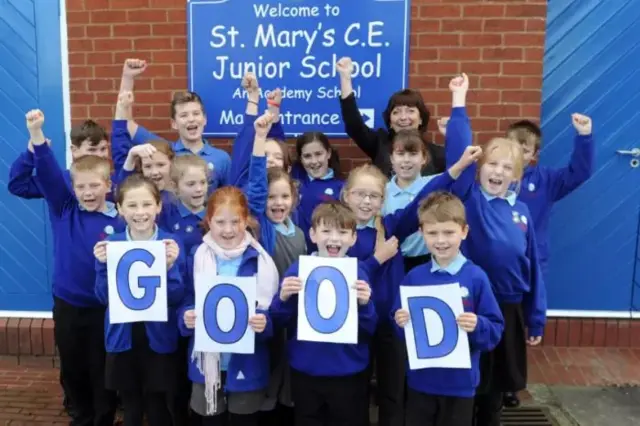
left=541, top=1, right=640, bottom=314
left=0, top=0, right=66, bottom=311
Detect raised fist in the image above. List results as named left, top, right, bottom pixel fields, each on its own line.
left=241, top=72, right=259, bottom=94
left=572, top=113, right=592, bottom=136
left=254, top=111, right=274, bottom=138
left=335, top=57, right=354, bottom=77
left=25, top=109, right=44, bottom=131
left=122, top=58, right=147, bottom=77
left=449, top=73, right=469, bottom=93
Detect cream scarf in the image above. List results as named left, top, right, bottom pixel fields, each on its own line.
left=192, top=231, right=279, bottom=415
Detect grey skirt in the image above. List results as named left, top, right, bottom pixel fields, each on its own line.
left=190, top=382, right=268, bottom=416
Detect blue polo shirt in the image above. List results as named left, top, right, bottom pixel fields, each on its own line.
left=133, top=126, right=231, bottom=191
left=383, top=175, right=440, bottom=257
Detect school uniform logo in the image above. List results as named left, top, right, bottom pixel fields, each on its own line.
left=512, top=211, right=528, bottom=232
left=324, top=188, right=334, bottom=196
left=236, top=371, right=245, bottom=380
left=208, top=162, right=215, bottom=171
left=104, top=225, right=114, bottom=235
left=174, top=223, right=180, bottom=231
left=528, top=183, right=536, bottom=192
left=186, top=226, right=194, bottom=233
left=460, top=287, right=469, bottom=298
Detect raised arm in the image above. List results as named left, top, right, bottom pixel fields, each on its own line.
left=117, top=58, right=148, bottom=140
left=336, top=57, right=381, bottom=160
left=522, top=210, right=547, bottom=342
left=445, top=74, right=470, bottom=168
left=28, top=110, right=76, bottom=216
left=112, top=91, right=135, bottom=176
left=246, top=112, right=273, bottom=217
left=547, top=114, right=595, bottom=202
left=8, top=149, right=44, bottom=199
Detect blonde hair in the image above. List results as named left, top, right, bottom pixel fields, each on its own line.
left=341, top=164, right=388, bottom=250
left=478, top=137, right=525, bottom=191
left=418, top=191, right=466, bottom=228
left=70, top=155, right=111, bottom=181
left=170, top=154, right=209, bottom=186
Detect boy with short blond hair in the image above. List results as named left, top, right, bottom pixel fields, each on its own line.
left=392, top=191, right=504, bottom=426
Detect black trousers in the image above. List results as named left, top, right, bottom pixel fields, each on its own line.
left=53, top=297, right=116, bottom=426
left=121, top=390, right=171, bottom=426
left=258, top=405, right=294, bottom=426
left=291, top=369, right=369, bottom=426
left=474, top=303, right=527, bottom=426
left=168, top=336, right=192, bottom=426
left=370, top=322, right=406, bottom=426
left=405, top=389, right=474, bottom=426
left=191, top=410, right=259, bottom=426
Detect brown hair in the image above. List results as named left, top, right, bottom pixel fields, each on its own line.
left=134, top=140, right=175, bottom=172
left=418, top=191, right=467, bottom=228
left=392, top=129, right=429, bottom=158
left=341, top=164, right=388, bottom=250
left=265, top=138, right=292, bottom=171
left=507, top=120, right=542, bottom=152
left=202, top=186, right=259, bottom=236
left=479, top=137, right=525, bottom=191
left=70, top=120, right=109, bottom=148
left=170, top=154, right=209, bottom=186
left=116, top=174, right=162, bottom=206
left=383, top=89, right=430, bottom=132
left=268, top=167, right=299, bottom=206
left=70, top=155, right=111, bottom=181
left=171, top=91, right=206, bottom=119
left=311, top=200, right=357, bottom=232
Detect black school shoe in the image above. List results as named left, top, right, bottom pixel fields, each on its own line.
left=503, top=392, right=521, bottom=408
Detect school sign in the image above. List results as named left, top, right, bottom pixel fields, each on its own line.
left=187, top=0, right=411, bottom=137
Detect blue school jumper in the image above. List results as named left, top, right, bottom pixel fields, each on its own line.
left=160, top=202, right=206, bottom=257
left=177, top=245, right=273, bottom=392
left=383, top=175, right=440, bottom=257
left=269, top=259, right=377, bottom=376
left=390, top=253, right=504, bottom=397
left=228, top=113, right=286, bottom=191
left=347, top=172, right=457, bottom=323
left=517, top=134, right=594, bottom=274
left=94, top=228, right=186, bottom=353
left=32, top=143, right=126, bottom=307
left=446, top=107, right=547, bottom=337
left=8, top=150, right=73, bottom=199
left=291, top=164, right=344, bottom=252
left=131, top=124, right=231, bottom=191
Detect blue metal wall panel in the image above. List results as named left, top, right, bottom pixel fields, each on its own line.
left=541, top=0, right=640, bottom=313
left=0, top=0, right=66, bottom=311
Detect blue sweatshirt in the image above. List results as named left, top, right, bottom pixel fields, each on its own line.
left=291, top=164, right=344, bottom=252
left=517, top=134, right=594, bottom=274
left=228, top=113, right=286, bottom=191
left=178, top=245, right=274, bottom=392
left=95, top=228, right=186, bottom=353
left=269, top=259, right=378, bottom=376
left=391, top=254, right=504, bottom=397
left=131, top=124, right=231, bottom=190
left=347, top=171, right=457, bottom=323
left=8, top=150, right=73, bottom=199
left=159, top=202, right=205, bottom=256
left=32, top=143, right=126, bottom=306
left=447, top=107, right=547, bottom=337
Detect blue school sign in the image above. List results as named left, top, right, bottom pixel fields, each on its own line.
left=187, top=0, right=410, bottom=137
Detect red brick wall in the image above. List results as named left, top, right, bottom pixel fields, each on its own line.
left=66, top=0, right=547, bottom=167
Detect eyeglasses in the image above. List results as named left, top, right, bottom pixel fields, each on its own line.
left=350, top=190, right=383, bottom=203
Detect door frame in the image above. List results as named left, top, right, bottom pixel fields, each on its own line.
left=0, top=0, right=71, bottom=319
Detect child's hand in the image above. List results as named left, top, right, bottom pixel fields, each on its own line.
left=25, top=109, right=45, bottom=132
left=353, top=280, right=371, bottom=305
left=459, top=146, right=483, bottom=168
left=130, top=143, right=157, bottom=159
left=122, top=58, right=147, bottom=77
left=456, top=312, right=477, bottom=332
left=394, top=309, right=410, bottom=327
left=280, top=277, right=303, bottom=301
left=572, top=113, right=592, bottom=135
left=335, top=57, right=354, bottom=78
left=374, top=236, right=399, bottom=265
left=241, top=72, right=260, bottom=96
left=449, top=73, right=469, bottom=93
left=249, top=314, right=267, bottom=333
left=164, top=239, right=180, bottom=269
left=437, top=117, right=449, bottom=136
left=184, top=310, right=196, bottom=329
left=527, top=335, right=542, bottom=346
left=94, top=241, right=108, bottom=263
left=254, top=111, right=274, bottom=139
left=118, top=91, right=134, bottom=109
